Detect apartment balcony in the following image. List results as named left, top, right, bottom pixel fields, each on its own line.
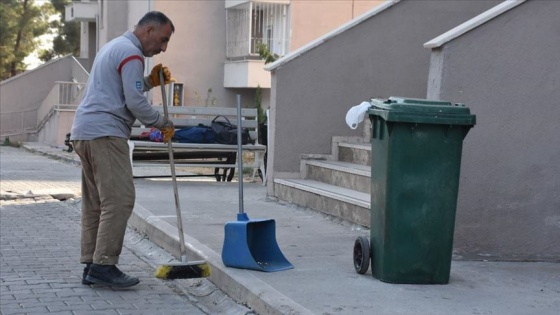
left=224, top=0, right=288, bottom=88
left=224, top=59, right=270, bottom=88
left=65, top=1, right=98, bottom=22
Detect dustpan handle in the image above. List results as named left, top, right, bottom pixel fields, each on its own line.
left=236, top=95, right=244, bottom=215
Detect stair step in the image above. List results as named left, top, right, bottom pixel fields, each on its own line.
left=306, top=160, right=370, bottom=176
left=305, top=160, right=371, bottom=194
left=274, top=178, right=371, bottom=227
left=337, top=142, right=371, bottom=166
left=338, top=142, right=370, bottom=151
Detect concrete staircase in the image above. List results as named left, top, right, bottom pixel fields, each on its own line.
left=273, top=135, right=372, bottom=227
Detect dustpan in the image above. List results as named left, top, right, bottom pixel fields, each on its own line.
left=221, top=95, right=293, bottom=272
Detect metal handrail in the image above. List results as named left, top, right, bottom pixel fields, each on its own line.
left=0, top=108, right=38, bottom=137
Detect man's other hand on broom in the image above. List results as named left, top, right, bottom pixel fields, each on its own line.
left=159, top=121, right=175, bottom=143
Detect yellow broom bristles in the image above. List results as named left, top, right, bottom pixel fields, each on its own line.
left=155, top=262, right=211, bottom=279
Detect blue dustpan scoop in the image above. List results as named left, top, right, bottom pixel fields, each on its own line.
left=222, top=95, right=293, bottom=272
left=222, top=213, right=294, bottom=272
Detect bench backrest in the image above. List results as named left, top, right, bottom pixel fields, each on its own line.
left=132, top=106, right=261, bottom=144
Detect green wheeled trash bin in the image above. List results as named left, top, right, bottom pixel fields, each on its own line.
left=353, top=97, right=476, bottom=284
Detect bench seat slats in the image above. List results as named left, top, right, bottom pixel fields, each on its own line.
left=129, top=106, right=266, bottom=183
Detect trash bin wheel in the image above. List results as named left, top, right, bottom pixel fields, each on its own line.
left=353, top=236, right=370, bottom=274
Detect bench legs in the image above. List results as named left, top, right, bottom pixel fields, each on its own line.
left=215, top=153, right=236, bottom=182
left=252, top=151, right=266, bottom=185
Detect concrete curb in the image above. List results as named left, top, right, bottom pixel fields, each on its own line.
left=21, top=143, right=81, bottom=166
left=129, top=204, right=314, bottom=315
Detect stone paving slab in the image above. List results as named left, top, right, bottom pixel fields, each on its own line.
left=0, top=201, right=208, bottom=315
left=0, top=145, right=81, bottom=201
left=0, top=145, right=252, bottom=315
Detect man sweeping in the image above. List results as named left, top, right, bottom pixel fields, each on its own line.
left=70, top=11, right=175, bottom=287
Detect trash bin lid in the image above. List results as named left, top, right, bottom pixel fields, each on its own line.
left=368, top=97, right=476, bottom=126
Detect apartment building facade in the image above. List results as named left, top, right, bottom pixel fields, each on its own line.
left=66, top=0, right=382, bottom=108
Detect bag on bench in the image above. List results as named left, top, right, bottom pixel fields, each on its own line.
left=211, top=116, right=253, bottom=145
left=173, top=124, right=216, bottom=143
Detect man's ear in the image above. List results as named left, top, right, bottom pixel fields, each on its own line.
left=144, top=25, right=154, bottom=37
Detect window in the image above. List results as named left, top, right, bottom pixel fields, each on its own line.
left=226, top=1, right=289, bottom=59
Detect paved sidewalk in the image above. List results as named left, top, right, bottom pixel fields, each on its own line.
left=1, top=201, right=209, bottom=315
left=3, top=143, right=560, bottom=315
left=0, top=145, right=251, bottom=315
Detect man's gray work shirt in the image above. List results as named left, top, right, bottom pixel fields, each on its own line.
left=71, top=31, right=166, bottom=140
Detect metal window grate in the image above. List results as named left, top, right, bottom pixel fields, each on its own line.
left=226, top=1, right=289, bottom=59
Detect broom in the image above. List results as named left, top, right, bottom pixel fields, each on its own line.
left=154, top=68, right=211, bottom=279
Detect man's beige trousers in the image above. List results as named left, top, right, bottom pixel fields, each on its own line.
left=73, top=137, right=135, bottom=265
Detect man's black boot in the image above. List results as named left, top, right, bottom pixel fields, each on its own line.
left=82, top=263, right=93, bottom=285
left=85, top=264, right=140, bottom=287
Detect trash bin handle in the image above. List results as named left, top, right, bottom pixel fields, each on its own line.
left=371, top=116, right=385, bottom=140
left=370, top=98, right=385, bottom=107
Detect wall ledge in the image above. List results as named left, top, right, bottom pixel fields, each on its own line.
left=424, top=0, right=526, bottom=49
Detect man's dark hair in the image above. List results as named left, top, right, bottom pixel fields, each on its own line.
left=137, top=11, right=175, bottom=33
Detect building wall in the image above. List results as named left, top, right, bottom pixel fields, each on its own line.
left=95, top=0, right=129, bottom=46
left=289, top=0, right=383, bottom=50
left=127, top=0, right=151, bottom=31
left=37, top=111, right=76, bottom=146
left=427, top=0, right=560, bottom=261
left=70, top=0, right=385, bottom=110
left=150, top=0, right=240, bottom=106
left=146, top=0, right=383, bottom=108
left=268, top=0, right=501, bottom=182
left=78, top=0, right=145, bottom=72
left=78, top=21, right=94, bottom=69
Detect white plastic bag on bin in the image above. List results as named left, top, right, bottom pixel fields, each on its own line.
left=345, top=101, right=371, bottom=129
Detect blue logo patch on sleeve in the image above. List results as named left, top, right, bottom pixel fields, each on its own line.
left=136, top=81, right=142, bottom=90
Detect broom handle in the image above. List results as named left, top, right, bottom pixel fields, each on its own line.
left=160, top=70, right=188, bottom=262
left=236, top=95, right=244, bottom=215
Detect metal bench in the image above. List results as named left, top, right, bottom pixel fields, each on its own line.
left=128, top=106, right=266, bottom=182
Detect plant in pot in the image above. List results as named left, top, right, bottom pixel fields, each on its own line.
left=255, top=43, right=280, bottom=146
